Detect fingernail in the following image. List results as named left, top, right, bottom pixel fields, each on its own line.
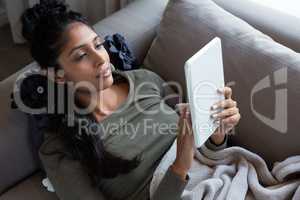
left=185, top=111, right=190, bottom=118
left=213, top=119, right=220, bottom=124
left=211, top=104, right=218, bottom=110
left=217, top=88, right=223, bottom=93
left=211, top=114, right=218, bottom=119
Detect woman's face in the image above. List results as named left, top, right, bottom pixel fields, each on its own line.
left=57, top=22, right=113, bottom=91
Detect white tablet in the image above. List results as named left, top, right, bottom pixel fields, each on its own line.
left=184, top=37, right=225, bottom=148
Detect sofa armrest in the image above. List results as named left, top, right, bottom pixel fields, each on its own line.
left=93, top=0, right=168, bottom=65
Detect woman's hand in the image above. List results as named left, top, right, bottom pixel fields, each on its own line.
left=210, top=87, right=241, bottom=145
left=171, top=104, right=194, bottom=181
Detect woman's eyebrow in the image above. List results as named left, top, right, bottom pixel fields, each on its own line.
left=68, top=36, right=101, bottom=56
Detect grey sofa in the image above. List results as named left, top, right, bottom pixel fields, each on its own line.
left=0, top=0, right=299, bottom=199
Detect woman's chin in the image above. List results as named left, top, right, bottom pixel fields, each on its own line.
left=96, top=75, right=114, bottom=91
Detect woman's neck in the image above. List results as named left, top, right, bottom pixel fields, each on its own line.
left=76, top=82, right=129, bottom=122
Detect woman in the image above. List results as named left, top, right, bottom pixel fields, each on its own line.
left=20, top=1, right=240, bottom=200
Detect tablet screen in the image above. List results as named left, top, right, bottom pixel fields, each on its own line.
left=184, top=37, right=225, bottom=147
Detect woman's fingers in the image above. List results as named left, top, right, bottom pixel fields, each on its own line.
left=211, top=107, right=239, bottom=119
left=211, top=99, right=237, bottom=110
left=174, top=103, right=195, bottom=176
left=218, top=86, right=232, bottom=99
left=182, top=110, right=193, bottom=136
left=222, top=113, right=241, bottom=125
left=176, top=103, right=191, bottom=138
left=177, top=103, right=192, bottom=139
left=176, top=103, right=189, bottom=115
left=211, top=86, right=241, bottom=136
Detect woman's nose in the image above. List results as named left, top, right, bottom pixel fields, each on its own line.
left=92, top=50, right=106, bottom=67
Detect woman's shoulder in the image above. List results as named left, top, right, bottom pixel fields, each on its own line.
left=126, top=68, right=165, bottom=84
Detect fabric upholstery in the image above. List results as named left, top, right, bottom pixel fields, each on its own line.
left=213, top=0, right=300, bottom=53
left=0, top=62, right=40, bottom=194
left=0, top=172, right=58, bottom=200
left=93, top=0, right=168, bottom=65
left=143, top=0, right=300, bottom=165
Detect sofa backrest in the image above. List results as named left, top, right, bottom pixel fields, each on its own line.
left=93, top=0, right=168, bottom=65
left=143, top=0, right=300, bottom=166
left=213, top=0, right=300, bottom=52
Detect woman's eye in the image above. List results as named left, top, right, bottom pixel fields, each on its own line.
left=95, top=43, right=104, bottom=50
left=75, top=53, right=87, bottom=61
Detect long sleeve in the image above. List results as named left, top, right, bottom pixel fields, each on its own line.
left=150, top=136, right=228, bottom=200
left=204, top=134, right=228, bottom=151
left=39, top=131, right=107, bottom=200
left=151, top=168, right=189, bottom=200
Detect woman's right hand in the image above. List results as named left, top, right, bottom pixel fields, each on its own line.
left=171, top=104, right=195, bottom=181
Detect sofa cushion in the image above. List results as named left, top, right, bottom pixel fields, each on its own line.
left=0, top=62, right=41, bottom=194
left=93, top=0, right=168, bottom=65
left=144, top=0, right=300, bottom=165
left=0, top=171, right=58, bottom=200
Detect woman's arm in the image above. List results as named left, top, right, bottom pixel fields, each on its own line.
left=151, top=106, right=192, bottom=200
left=39, top=132, right=107, bottom=200
left=151, top=167, right=189, bottom=200
left=152, top=87, right=241, bottom=199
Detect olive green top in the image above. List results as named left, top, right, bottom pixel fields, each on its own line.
left=39, top=69, right=224, bottom=200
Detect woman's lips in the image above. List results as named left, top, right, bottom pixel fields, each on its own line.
left=96, top=66, right=111, bottom=78
left=103, top=67, right=111, bottom=77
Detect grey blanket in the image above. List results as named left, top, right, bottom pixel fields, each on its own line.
left=150, top=141, right=300, bottom=200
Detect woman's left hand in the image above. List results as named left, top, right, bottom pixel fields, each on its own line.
left=210, top=87, right=241, bottom=145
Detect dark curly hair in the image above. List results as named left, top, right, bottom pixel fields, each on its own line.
left=20, top=0, right=140, bottom=185
left=21, top=0, right=90, bottom=68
